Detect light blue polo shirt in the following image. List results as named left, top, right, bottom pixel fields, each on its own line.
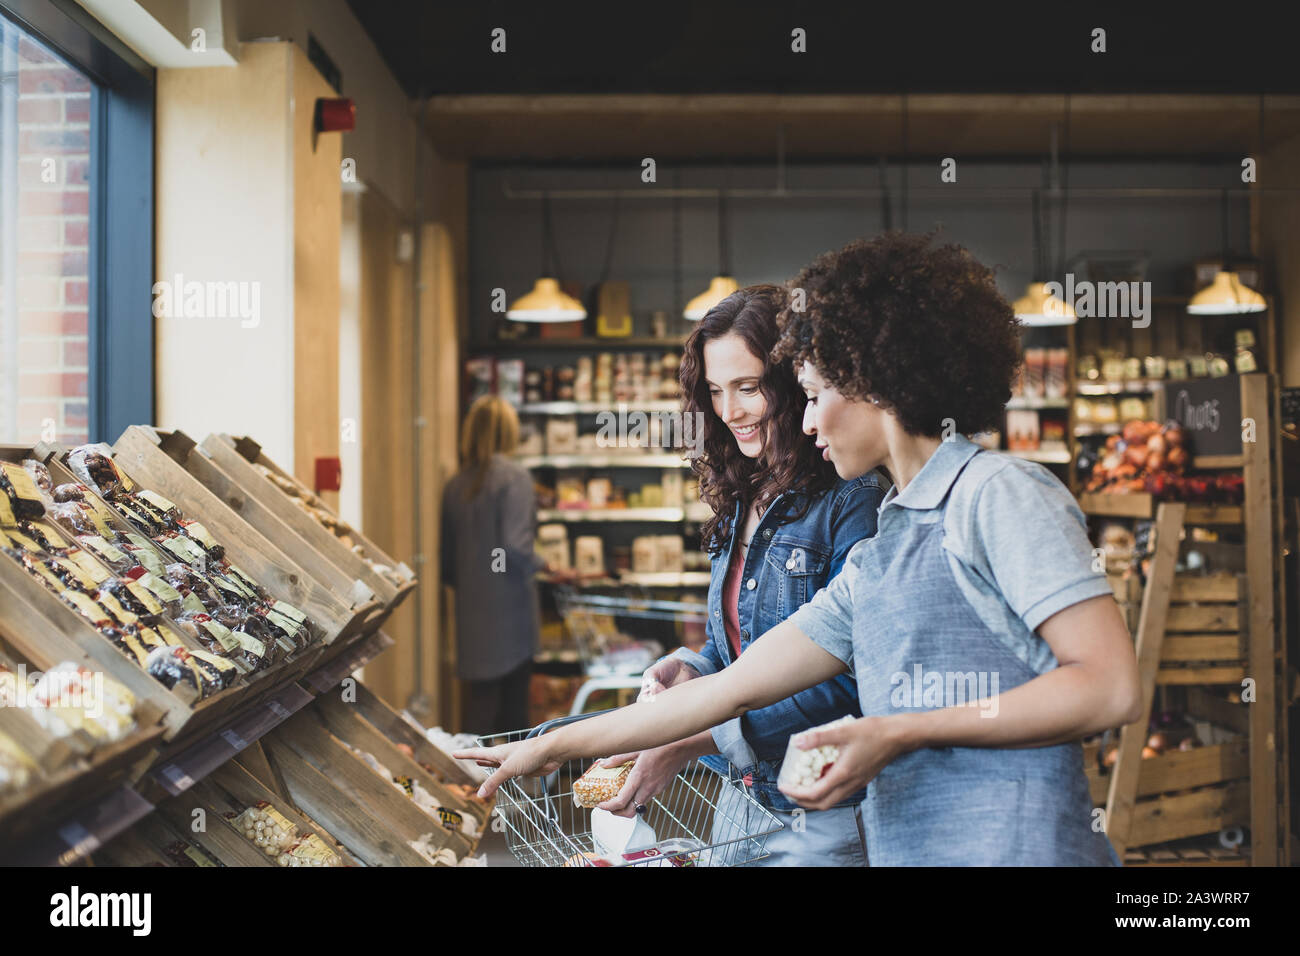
left=789, top=435, right=1115, bottom=678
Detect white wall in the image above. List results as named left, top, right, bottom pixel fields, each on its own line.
left=153, top=42, right=296, bottom=464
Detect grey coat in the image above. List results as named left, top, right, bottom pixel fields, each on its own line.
left=441, top=454, right=542, bottom=681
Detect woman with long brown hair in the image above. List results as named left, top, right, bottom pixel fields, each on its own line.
left=441, top=394, right=540, bottom=734
left=591, top=284, right=888, bottom=865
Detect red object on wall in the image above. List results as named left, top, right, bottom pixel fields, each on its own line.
left=315, top=456, right=342, bottom=493
left=314, top=97, right=355, bottom=134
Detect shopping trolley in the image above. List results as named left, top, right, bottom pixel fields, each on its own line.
left=552, top=584, right=708, bottom=715
left=476, top=710, right=784, bottom=867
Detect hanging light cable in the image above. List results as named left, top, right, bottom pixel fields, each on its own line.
left=507, top=190, right=588, bottom=322
left=1015, top=108, right=1075, bottom=326
left=684, top=185, right=738, bottom=320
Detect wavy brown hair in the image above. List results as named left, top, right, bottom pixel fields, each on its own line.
left=680, top=284, right=838, bottom=555
left=774, top=232, right=1021, bottom=437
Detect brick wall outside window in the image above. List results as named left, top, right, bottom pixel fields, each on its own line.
left=1, top=25, right=92, bottom=445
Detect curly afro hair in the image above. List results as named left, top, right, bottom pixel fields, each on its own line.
left=774, top=232, right=1022, bottom=438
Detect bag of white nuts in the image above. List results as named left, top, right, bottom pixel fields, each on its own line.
left=229, top=801, right=343, bottom=867
left=776, top=715, right=857, bottom=790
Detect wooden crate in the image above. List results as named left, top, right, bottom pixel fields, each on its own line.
left=0, top=719, right=166, bottom=845
left=107, top=426, right=374, bottom=645
left=1, top=446, right=297, bottom=743
left=312, top=691, right=490, bottom=831
left=261, top=709, right=465, bottom=865
left=199, top=433, right=415, bottom=619
left=209, top=433, right=415, bottom=599
left=154, top=760, right=362, bottom=867
left=93, top=812, right=225, bottom=867
left=349, top=680, right=483, bottom=789
left=1088, top=739, right=1251, bottom=846
left=1156, top=573, right=1247, bottom=686
left=168, top=432, right=395, bottom=633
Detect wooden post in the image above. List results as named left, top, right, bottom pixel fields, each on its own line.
left=1105, top=501, right=1186, bottom=861
left=1242, top=373, right=1281, bottom=865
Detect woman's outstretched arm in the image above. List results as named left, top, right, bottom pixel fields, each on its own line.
left=456, top=620, right=847, bottom=798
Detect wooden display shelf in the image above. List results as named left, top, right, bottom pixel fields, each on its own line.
left=189, top=433, right=409, bottom=632
left=93, top=813, right=216, bottom=867
left=261, top=708, right=468, bottom=865
left=108, top=426, right=372, bottom=645
left=1, top=445, right=328, bottom=747
left=154, top=760, right=361, bottom=868
left=347, top=680, right=483, bottom=789
left=1079, top=492, right=1242, bottom=524
left=0, top=720, right=166, bottom=845
left=208, top=433, right=414, bottom=606
left=312, top=692, right=490, bottom=828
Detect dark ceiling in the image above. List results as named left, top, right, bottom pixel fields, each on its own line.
left=345, top=2, right=1300, bottom=98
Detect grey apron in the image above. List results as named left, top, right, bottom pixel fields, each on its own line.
left=852, top=487, right=1121, bottom=866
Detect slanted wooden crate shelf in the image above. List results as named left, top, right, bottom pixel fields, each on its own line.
left=153, top=760, right=362, bottom=867
left=199, top=433, right=415, bottom=626
left=260, top=708, right=467, bottom=866
left=109, top=426, right=374, bottom=645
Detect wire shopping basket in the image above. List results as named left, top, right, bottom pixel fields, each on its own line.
left=477, top=711, right=784, bottom=867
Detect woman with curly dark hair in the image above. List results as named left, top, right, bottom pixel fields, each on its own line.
left=592, top=284, right=887, bottom=866
left=458, top=234, right=1141, bottom=867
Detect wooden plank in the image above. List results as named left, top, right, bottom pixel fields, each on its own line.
left=108, top=427, right=359, bottom=644
left=1241, top=373, right=1280, bottom=865
left=1156, top=665, right=1248, bottom=685
left=1128, top=781, right=1250, bottom=847
left=350, top=680, right=481, bottom=787
left=1184, top=687, right=1251, bottom=734
left=269, top=710, right=461, bottom=860
left=1184, top=505, right=1243, bottom=525
left=312, top=692, right=485, bottom=824
left=1105, top=502, right=1185, bottom=860
left=1079, top=492, right=1153, bottom=518
left=1164, top=604, right=1239, bottom=632
left=1170, top=574, right=1240, bottom=603
left=262, top=731, right=438, bottom=866
left=1192, top=454, right=1245, bottom=469
left=1160, top=634, right=1245, bottom=662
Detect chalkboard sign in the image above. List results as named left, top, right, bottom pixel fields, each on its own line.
left=1165, top=374, right=1242, bottom=457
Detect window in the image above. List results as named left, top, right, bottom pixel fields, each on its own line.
left=0, top=16, right=93, bottom=444
left=0, top=0, right=153, bottom=446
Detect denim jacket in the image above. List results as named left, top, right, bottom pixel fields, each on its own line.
left=671, top=471, right=888, bottom=811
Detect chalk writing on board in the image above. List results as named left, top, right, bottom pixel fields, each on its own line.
left=1171, top=388, right=1220, bottom=433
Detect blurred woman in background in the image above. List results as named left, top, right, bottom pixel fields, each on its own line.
left=442, top=394, right=540, bottom=735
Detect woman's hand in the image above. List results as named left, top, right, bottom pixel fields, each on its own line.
left=639, top=657, right=699, bottom=701
left=452, top=738, right=563, bottom=799
left=595, top=745, right=692, bottom=818
left=777, top=715, right=909, bottom=811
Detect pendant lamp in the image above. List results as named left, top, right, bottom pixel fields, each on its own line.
left=684, top=189, right=738, bottom=320
left=1187, top=189, right=1266, bottom=314
left=507, top=192, right=588, bottom=323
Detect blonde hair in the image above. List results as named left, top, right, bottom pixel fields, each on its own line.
left=459, top=394, right=521, bottom=500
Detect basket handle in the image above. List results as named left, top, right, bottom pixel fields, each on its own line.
left=526, top=708, right=619, bottom=740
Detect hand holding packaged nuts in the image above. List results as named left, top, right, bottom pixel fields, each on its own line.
left=777, top=716, right=857, bottom=789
